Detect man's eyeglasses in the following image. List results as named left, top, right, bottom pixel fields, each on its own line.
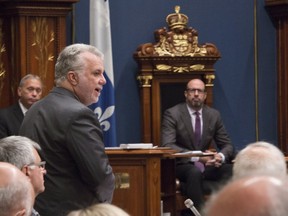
left=27, top=161, right=46, bottom=169
left=186, top=88, right=206, bottom=94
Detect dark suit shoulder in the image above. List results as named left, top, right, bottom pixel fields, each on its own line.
left=202, top=105, right=221, bottom=116
left=0, top=103, right=23, bottom=138
left=0, top=103, right=23, bottom=120
left=165, top=102, right=187, bottom=113
left=26, top=88, right=93, bottom=124
left=164, top=103, right=187, bottom=116
left=0, top=102, right=21, bottom=112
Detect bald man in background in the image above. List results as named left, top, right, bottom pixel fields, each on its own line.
left=161, top=78, right=234, bottom=211
left=203, top=175, right=288, bottom=216
left=0, top=162, right=35, bottom=216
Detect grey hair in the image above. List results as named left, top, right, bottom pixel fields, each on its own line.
left=268, top=178, right=288, bottom=216
left=0, top=163, right=34, bottom=216
left=203, top=176, right=288, bottom=216
left=233, top=141, right=287, bottom=180
left=54, top=43, right=104, bottom=86
left=19, top=74, right=42, bottom=88
left=67, top=203, right=130, bottom=216
left=0, top=136, right=41, bottom=169
left=0, top=174, right=34, bottom=216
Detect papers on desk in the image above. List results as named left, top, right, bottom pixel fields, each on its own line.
left=119, top=143, right=154, bottom=149
left=173, top=151, right=215, bottom=157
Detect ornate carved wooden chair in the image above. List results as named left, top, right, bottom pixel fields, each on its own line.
left=134, top=6, right=221, bottom=215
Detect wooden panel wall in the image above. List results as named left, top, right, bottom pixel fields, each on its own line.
left=266, top=0, right=288, bottom=154
left=0, top=0, right=78, bottom=108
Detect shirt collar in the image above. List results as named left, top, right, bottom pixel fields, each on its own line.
left=31, top=208, right=40, bottom=216
left=18, top=100, right=28, bottom=115
left=186, top=104, right=202, bottom=116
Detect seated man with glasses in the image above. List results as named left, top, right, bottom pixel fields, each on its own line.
left=0, top=135, right=47, bottom=216
left=161, top=78, right=235, bottom=214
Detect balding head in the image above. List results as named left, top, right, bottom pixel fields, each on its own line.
left=0, top=162, right=34, bottom=216
left=204, top=175, right=288, bottom=216
left=233, top=141, right=287, bottom=179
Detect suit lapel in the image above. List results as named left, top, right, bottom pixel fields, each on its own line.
left=12, top=103, right=24, bottom=123
left=180, top=104, right=197, bottom=149
left=201, top=106, right=210, bottom=149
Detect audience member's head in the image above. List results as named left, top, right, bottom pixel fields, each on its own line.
left=66, top=203, right=130, bottom=216
left=203, top=175, right=288, bottom=216
left=0, top=135, right=46, bottom=196
left=18, top=74, right=43, bottom=109
left=0, top=162, right=34, bottom=216
left=233, top=141, right=287, bottom=179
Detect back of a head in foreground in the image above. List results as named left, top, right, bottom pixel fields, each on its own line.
left=0, top=162, right=34, bottom=216
left=67, top=203, right=130, bottom=216
left=0, top=135, right=41, bottom=169
left=233, top=141, right=287, bottom=180
left=203, top=175, right=288, bottom=216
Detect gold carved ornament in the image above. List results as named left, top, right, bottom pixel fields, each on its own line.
left=134, top=6, right=221, bottom=89
left=154, top=6, right=210, bottom=57
left=156, top=64, right=205, bottom=73
left=137, top=75, right=153, bottom=87
left=31, top=17, right=55, bottom=80
left=135, top=6, right=220, bottom=58
left=204, top=74, right=215, bottom=87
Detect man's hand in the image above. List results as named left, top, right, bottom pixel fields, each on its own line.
left=205, top=153, right=223, bottom=167
left=199, top=151, right=215, bottom=164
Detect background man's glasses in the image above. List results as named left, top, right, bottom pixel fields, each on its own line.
left=186, top=88, right=206, bottom=94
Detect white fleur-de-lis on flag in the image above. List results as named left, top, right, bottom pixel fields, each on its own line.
left=93, top=106, right=115, bottom=131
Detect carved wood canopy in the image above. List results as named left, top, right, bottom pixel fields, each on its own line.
left=134, top=6, right=221, bottom=145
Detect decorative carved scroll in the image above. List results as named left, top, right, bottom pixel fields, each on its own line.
left=31, top=17, right=55, bottom=81
left=135, top=6, right=220, bottom=58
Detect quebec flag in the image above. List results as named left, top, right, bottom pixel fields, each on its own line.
left=89, top=0, right=117, bottom=147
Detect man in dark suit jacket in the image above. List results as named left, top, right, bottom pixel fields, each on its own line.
left=0, top=74, right=43, bottom=138
left=19, top=44, right=115, bottom=216
left=161, top=78, right=234, bottom=212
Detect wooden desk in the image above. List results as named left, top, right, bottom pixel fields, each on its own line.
left=106, top=148, right=176, bottom=216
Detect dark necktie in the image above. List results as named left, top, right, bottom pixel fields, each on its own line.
left=194, top=111, right=201, bottom=147
left=194, top=111, right=204, bottom=172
